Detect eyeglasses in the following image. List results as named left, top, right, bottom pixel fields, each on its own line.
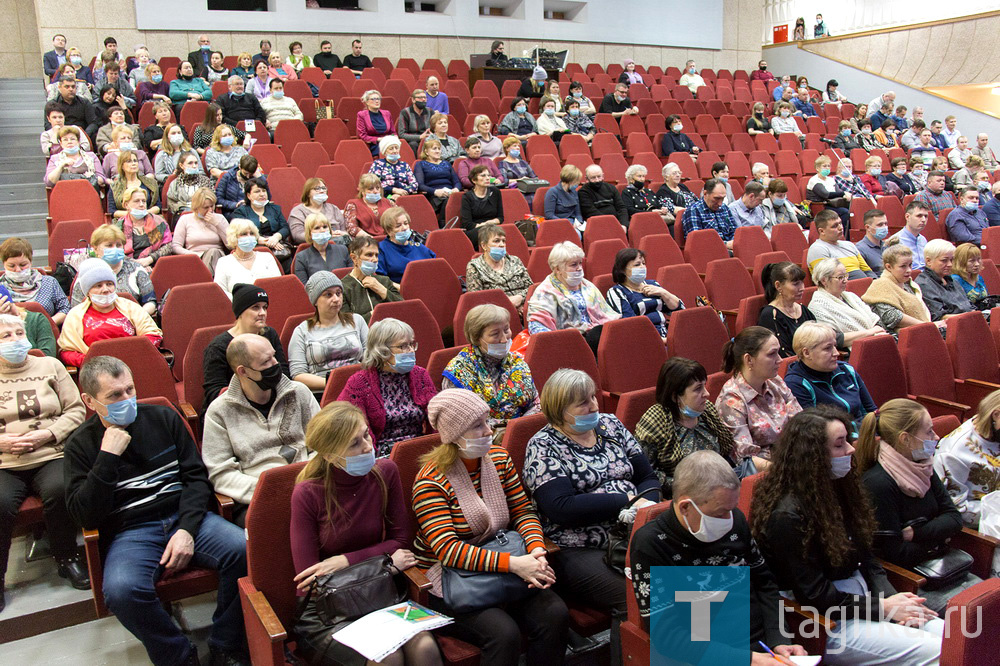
left=313, top=186, right=328, bottom=192
left=390, top=342, right=418, bottom=353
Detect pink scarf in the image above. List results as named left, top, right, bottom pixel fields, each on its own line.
left=878, top=442, right=932, bottom=498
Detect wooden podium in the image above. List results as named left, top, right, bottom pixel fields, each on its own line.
left=470, top=67, right=530, bottom=88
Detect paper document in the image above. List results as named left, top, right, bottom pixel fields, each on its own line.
left=333, top=601, right=452, bottom=662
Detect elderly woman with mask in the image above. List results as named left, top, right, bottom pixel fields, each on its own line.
left=72, top=224, right=157, bottom=316
left=0, top=238, right=69, bottom=325
left=356, top=90, right=394, bottom=158
left=808, top=258, right=887, bottom=348
left=288, top=178, right=349, bottom=246
left=44, top=126, right=106, bottom=189
left=443, top=304, right=539, bottom=432
left=367, top=135, right=418, bottom=197
left=292, top=213, right=351, bottom=285
left=526, top=241, right=620, bottom=354
left=0, top=312, right=88, bottom=606
left=465, top=225, right=533, bottom=308
left=338, top=318, right=437, bottom=457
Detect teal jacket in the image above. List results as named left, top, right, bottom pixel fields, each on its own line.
left=169, top=77, right=211, bottom=105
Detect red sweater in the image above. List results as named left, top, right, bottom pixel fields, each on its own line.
left=289, top=459, right=412, bottom=595
left=59, top=305, right=162, bottom=367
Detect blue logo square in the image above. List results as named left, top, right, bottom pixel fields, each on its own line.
left=650, top=565, right=752, bottom=665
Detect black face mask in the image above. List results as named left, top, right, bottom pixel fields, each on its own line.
left=178, top=73, right=192, bottom=81
left=414, top=100, right=426, bottom=110
left=250, top=363, right=282, bottom=391
left=759, top=65, right=767, bottom=71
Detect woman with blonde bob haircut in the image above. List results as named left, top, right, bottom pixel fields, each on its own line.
left=411, top=388, right=569, bottom=665
left=934, top=389, right=1000, bottom=528
left=213, top=218, right=281, bottom=298
left=952, top=242, right=991, bottom=307
left=290, top=401, right=441, bottom=666
left=171, top=186, right=229, bottom=272
left=292, top=213, right=351, bottom=285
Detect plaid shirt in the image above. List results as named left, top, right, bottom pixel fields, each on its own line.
left=834, top=174, right=874, bottom=200
left=682, top=199, right=738, bottom=241
left=915, top=189, right=958, bottom=216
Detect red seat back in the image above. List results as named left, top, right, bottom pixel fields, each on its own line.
left=149, top=253, right=214, bottom=296
left=733, top=226, right=773, bottom=268
left=501, top=414, right=550, bottom=480
left=84, top=337, right=178, bottom=404
left=849, top=334, right=909, bottom=405
left=666, top=306, right=729, bottom=373
left=425, top=229, right=475, bottom=277
left=598, top=318, right=666, bottom=395
left=161, top=282, right=233, bottom=382
left=183, top=324, right=231, bottom=413
left=705, top=258, right=757, bottom=312
left=524, top=329, right=605, bottom=409
left=253, top=275, right=313, bottom=335
left=399, top=258, right=462, bottom=333
left=289, top=142, right=331, bottom=180
left=945, top=311, right=1000, bottom=383
left=683, top=229, right=729, bottom=273
left=425, top=346, right=463, bottom=390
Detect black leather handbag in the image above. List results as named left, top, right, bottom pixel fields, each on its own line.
left=307, top=554, right=405, bottom=626
left=913, top=549, right=974, bottom=590
left=604, top=488, right=662, bottom=576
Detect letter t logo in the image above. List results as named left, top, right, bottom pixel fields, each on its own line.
left=675, top=591, right=729, bottom=641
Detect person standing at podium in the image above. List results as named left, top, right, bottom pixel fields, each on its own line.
left=486, top=40, right=508, bottom=67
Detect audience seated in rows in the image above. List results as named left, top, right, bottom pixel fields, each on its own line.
left=72, top=224, right=157, bottom=316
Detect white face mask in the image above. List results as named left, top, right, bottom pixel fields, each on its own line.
left=564, top=269, right=584, bottom=288
left=90, top=292, right=117, bottom=307
left=485, top=340, right=511, bottom=359
left=457, top=435, right=492, bottom=459
left=830, top=454, right=853, bottom=479
left=681, top=499, right=734, bottom=543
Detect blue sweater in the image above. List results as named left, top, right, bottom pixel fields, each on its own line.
left=377, top=239, right=436, bottom=283
left=784, top=360, right=877, bottom=429
left=544, top=185, right=583, bottom=224
left=414, top=160, right=460, bottom=195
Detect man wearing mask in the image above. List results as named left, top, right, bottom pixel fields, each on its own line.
left=945, top=187, right=989, bottom=245
left=856, top=209, right=889, bottom=276
left=186, top=34, right=213, bottom=79
left=750, top=59, right=774, bottom=82
left=630, top=451, right=809, bottom=663
left=486, top=40, right=508, bottom=67
left=313, top=40, right=341, bottom=76
left=215, top=75, right=266, bottom=129
left=259, top=79, right=304, bottom=131
left=397, top=89, right=431, bottom=152
left=772, top=75, right=794, bottom=102
left=578, top=165, right=628, bottom=227
left=202, top=334, right=319, bottom=527
left=678, top=60, right=705, bottom=95
left=814, top=14, right=829, bottom=37
left=64, top=356, right=248, bottom=666
left=599, top=83, right=638, bottom=118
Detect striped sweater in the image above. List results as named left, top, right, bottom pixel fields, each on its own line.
left=413, top=446, right=546, bottom=577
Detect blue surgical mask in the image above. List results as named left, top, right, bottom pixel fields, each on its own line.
left=64, top=145, right=80, bottom=155
left=119, top=142, right=135, bottom=151
left=360, top=260, right=378, bottom=276
left=569, top=108, right=580, bottom=117
left=220, top=135, right=234, bottom=147
left=151, top=74, right=163, bottom=84
left=515, top=105, right=526, bottom=114
left=98, top=395, right=138, bottom=427
left=978, top=181, right=990, bottom=190
left=819, top=167, right=831, bottom=177
left=570, top=412, right=600, bottom=433
left=680, top=404, right=703, bottom=419
left=874, top=226, right=889, bottom=240
left=630, top=267, right=646, bottom=282
left=486, top=340, right=511, bottom=359
left=70, top=56, right=82, bottom=65
left=544, top=108, right=555, bottom=117
left=0, top=338, right=31, bottom=364
left=392, top=351, right=416, bottom=374
left=572, top=91, right=582, bottom=99
left=688, top=67, right=696, bottom=75
left=386, top=153, right=400, bottom=163
left=840, top=168, right=852, bottom=178
left=488, top=247, right=506, bottom=261
left=394, top=229, right=412, bottom=243
left=102, top=247, right=125, bottom=264
left=840, top=129, right=851, bottom=137
left=965, top=202, right=979, bottom=212
left=343, top=450, right=375, bottom=476
left=230, top=92, right=244, bottom=99
left=717, top=176, right=727, bottom=183
left=130, top=208, right=148, bottom=219
left=313, top=193, right=328, bottom=204
left=184, top=167, right=200, bottom=175
left=772, top=196, right=786, bottom=206
left=271, top=90, right=284, bottom=100
left=509, top=148, right=521, bottom=158
left=237, top=236, right=257, bottom=252
left=200, top=44, right=211, bottom=50
left=312, top=231, right=331, bottom=245
left=868, top=168, right=880, bottom=177
left=910, top=438, right=938, bottom=462
left=364, top=192, right=381, bottom=204
left=830, top=454, right=853, bottom=479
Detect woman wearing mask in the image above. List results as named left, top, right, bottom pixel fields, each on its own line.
left=289, top=178, right=350, bottom=247
left=859, top=155, right=888, bottom=198
left=621, top=164, right=674, bottom=225
left=752, top=406, right=944, bottom=664
left=759, top=179, right=805, bottom=237
left=498, top=137, right=537, bottom=185
left=0, top=238, right=69, bottom=325
left=536, top=99, right=568, bottom=140
left=376, top=208, right=436, bottom=285
left=205, top=124, right=248, bottom=181
left=290, top=401, right=442, bottom=666
left=412, top=389, right=569, bottom=666
left=792, top=17, right=806, bottom=41
left=498, top=97, right=538, bottom=143
left=660, top=114, right=699, bottom=156
left=442, top=304, right=539, bottom=431
left=338, top=318, right=437, bottom=457
left=367, top=135, right=419, bottom=197
left=886, top=157, right=916, bottom=196
left=563, top=99, right=595, bottom=143
left=166, top=151, right=214, bottom=216
left=136, top=63, right=170, bottom=107
left=231, top=178, right=293, bottom=265
left=464, top=225, right=533, bottom=308
left=566, top=81, right=596, bottom=116
left=44, top=126, right=106, bottom=189
left=57, top=258, right=162, bottom=367
left=833, top=120, right=861, bottom=153
left=72, top=224, right=157, bottom=315
left=292, top=214, right=351, bottom=284
left=213, top=221, right=282, bottom=298
left=170, top=187, right=229, bottom=273
left=102, top=126, right=153, bottom=178
left=154, top=123, right=198, bottom=183
left=710, top=162, right=736, bottom=204
left=340, top=236, right=402, bottom=323
left=606, top=248, right=682, bottom=342
left=745, top=102, right=774, bottom=136
left=524, top=369, right=658, bottom=665
left=344, top=174, right=395, bottom=238
left=116, top=186, right=173, bottom=268
left=716, top=327, right=801, bottom=469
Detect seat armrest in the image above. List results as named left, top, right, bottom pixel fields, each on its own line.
left=82, top=528, right=110, bottom=617
left=955, top=379, right=1000, bottom=411
left=403, top=567, right=432, bottom=605
left=951, top=527, right=1000, bottom=579
left=880, top=559, right=926, bottom=593
left=238, top=578, right=286, bottom=666
left=911, top=394, right=969, bottom=420
left=214, top=493, right=235, bottom=521
left=544, top=537, right=561, bottom=553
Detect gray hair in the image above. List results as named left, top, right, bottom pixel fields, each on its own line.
left=360, top=89, right=381, bottom=103
left=0, top=313, right=24, bottom=331
left=624, top=164, right=647, bottom=181
left=547, top=240, right=584, bottom=270
left=79, top=356, right=131, bottom=397
left=924, top=238, right=956, bottom=263
left=227, top=75, right=243, bottom=86
left=751, top=162, right=769, bottom=176
left=540, top=368, right=596, bottom=427
left=811, top=257, right=843, bottom=288
left=661, top=162, right=680, bottom=179
left=363, top=318, right=414, bottom=369
left=673, top=450, right=740, bottom=503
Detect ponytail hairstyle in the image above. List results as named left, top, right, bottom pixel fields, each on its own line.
left=855, top=398, right=928, bottom=473
left=762, top=260, right=806, bottom=302
left=721, top=326, right=778, bottom=375
left=296, top=402, right=387, bottom=530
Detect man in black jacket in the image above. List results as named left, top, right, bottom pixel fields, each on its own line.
left=397, top=89, right=431, bottom=152
left=64, top=356, right=247, bottom=666
left=343, top=39, right=372, bottom=77
left=187, top=34, right=213, bottom=78
left=629, top=451, right=808, bottom=663
left=48, top=76, right=98, bottom=132
left=313, top=40, right=342, bottom=76
left=215, top=75, right=266, bottom=129
left=578, top=165, right=628, bottom=227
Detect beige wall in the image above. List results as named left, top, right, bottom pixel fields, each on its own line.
left=1, top=0, right=41, bottom=77
left=15, top=0, right=763, bottom=80
left=802, top=12, right=1000, bottom=89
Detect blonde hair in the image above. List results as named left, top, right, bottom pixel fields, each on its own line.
left=296, top=402, right=387, bottom=525
left=111, top=125, right=134, bottom=144
left=474, top=114, right=491, bottom=132
left=237, top=51, right=253, bottom=67
left=464, top=304, right=510, bottom=347
left=123, top=185, right=146, bottom=205
left=924, top=238, right=955, bottom=264
left=90, top=224, right=126, bottom=248
left=856, top=398, right=928, bottom=472
left=210, top=123, right=235, bottom=151
left=815, top=155, right=831, bottom=169
left=160, top=123, right=190, bottom=155
left=954, top=243, right=982, bottom=283
left=226, top=218, right=260, bottom=249
left=864, top=155, right=881, bottom=169
left=559, top=164, right=582, bottom=185
left=360, top=89, right=381, bottom=103
left=974, top=389, right=1000, bottom=441
left=115, top=149, right=140, bottom=180
left=540, top=368, right=596, bottom=427
left=58, top=125, right=82, bottom=141
left=356, top=173, right=381, bottom=198
left=791, top=321, right=837, bottom=356
left=811, top=257, right=843, bottom=288
left=420, top=138, right=442, bottom=160
left=304, top=213, right=330, bottom=244
left=380, top=207, right=409, bottom=236
left=190, top=187, right=217, bottom=212
left=881, top=243, right=913, bottom=268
